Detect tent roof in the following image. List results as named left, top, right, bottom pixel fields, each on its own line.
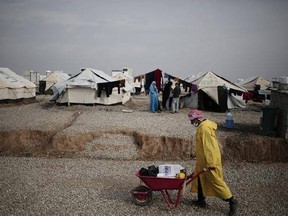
left=164, top=72, right=188, bottom=84
left=113, top=72, right=132, bottom=81
left=237, top=76, right=271, bottom=91
left=41, top=72, right=70, bottom=82
left=191, top=71, right=247, bottom=92
left=184, top=72, right=203, bottom=83
left=63, top=68, right=118, bottom=88
left=0, top=67, right=36, bottom=89
left=134, top=68, right=162, bottom=78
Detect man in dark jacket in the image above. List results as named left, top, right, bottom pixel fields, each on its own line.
left=162, top=81, right=173, bottom=110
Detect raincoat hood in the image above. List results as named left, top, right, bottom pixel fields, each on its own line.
left=199, top=119, right=217, bottom=131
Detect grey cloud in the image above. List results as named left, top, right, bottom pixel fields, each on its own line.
left=0, top=0, right=287, bottom=81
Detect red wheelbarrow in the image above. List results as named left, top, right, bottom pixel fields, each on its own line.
left=130, top=167, right=214, bottom=208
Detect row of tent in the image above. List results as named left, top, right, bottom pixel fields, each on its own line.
left=0, top=67, right=132, bottom=105
left=0, top=67, right=272, bottom=112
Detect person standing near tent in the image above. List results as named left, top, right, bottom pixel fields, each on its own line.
left=149, top=81, right=159, bottom=113
left=162, top=81, right=173, bottom=110
left=187, top=109, right=237, bottom=216
left=171, top=82, right=181, bottom=113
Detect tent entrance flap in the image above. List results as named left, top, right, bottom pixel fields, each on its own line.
left=217, top=86, right=228, bottom=112
left=198, top=90, right=219, bottom=111
left=198, top=86, right=228, bottom=112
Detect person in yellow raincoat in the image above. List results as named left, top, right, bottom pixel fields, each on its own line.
left=188, top=109, right=237, bottom=216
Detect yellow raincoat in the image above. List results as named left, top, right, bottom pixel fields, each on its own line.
left=191, top=119, right=232, bottom=199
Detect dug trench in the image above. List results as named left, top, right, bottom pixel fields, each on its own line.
left=1, top=128, right=287, bottom=162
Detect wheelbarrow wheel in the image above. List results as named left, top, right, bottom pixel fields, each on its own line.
left=131, top=185, right=152, bottom=206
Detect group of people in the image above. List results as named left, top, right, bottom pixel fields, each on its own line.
left=149, top=80, right=181, bottom=113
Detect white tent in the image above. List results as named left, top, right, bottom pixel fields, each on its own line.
left=51, top=68, right=126, bottom=105
left=112, top=73, right=133, bottom=104
left=113, top=73, right=133, bottom=92
left=185, top=71, right=247, bottom=111
left=39, top=72, right=70, bottom=94
left=237, top=76, right=271, bottom=91
left=112, top=72, right=145, bottom=93
left=0, top=67, right=36, bottom=101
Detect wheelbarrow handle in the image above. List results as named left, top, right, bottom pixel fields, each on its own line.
left=203, top=166, right=216, bottom=171
left=187, top=167, right=215, bottom=177
left=186, top=167, right=215, bottom=185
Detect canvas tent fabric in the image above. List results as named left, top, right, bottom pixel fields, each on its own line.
left=51, top=68, right=124, bottom=105
left=183, top=72, right=203, bottom=83
left=0, top=67, right=36, bottom=100
left=185, top=71, right=247, bottom=111
left=112, top=72, right=133, bottom=104
left=237, top=76, right=271, bottom=91
left=39, top=72, right=70, bottom=94
left=112, top=72, right=133, bottom=92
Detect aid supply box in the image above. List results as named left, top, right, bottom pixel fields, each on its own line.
left=158, top=164, right=185, bottom=177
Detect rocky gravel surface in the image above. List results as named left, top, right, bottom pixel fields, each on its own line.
left=0, top=94, right=262, bottom=137
left=0, top=156, right=287, bottom=216
left=1, top=95, right=287, bottom=215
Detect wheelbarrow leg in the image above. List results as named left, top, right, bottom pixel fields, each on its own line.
left=174, top=189, right=184, bottom=208
left=161, top=188, right=184, bottom=208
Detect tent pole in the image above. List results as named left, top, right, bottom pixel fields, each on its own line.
left=10, top=88, right=19, bottom=100
left=67, top=88, right=70, bottom=106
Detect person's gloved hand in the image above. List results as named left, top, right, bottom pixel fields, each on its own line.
left=203, top=166, right=215, bottom=171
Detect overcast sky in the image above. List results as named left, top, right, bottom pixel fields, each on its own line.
left=0, top=0, right=287, bottom=82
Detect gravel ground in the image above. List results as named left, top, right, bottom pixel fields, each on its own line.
left=0, top=94, right=262, bottom=137
left=1, top=95, right=287, bottom=215
left=0, top=94, right=264, bottom=161
left=0, top=157, right=287, bottom=216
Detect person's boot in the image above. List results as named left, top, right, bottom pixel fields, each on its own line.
left=197, top=199, right=207, bottom=208
left=192, top=199, right=206, bottom=208
left=229, top=198, right=238, bottom=216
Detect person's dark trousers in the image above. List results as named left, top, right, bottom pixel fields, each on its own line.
left=198, top=177, right=237, bottom=215
left=197, top=177, right=206, bottom=207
